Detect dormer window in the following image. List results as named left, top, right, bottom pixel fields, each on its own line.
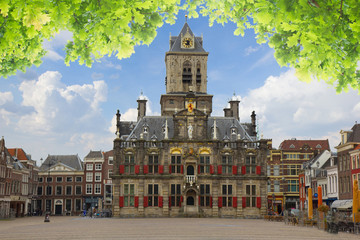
left=231, top=128, right=237, bottom=135
left=143, top=127, right=148, bottom=133
left=290, top=144, right=295, bottom=149
left=316, top=144, right=322, bottom=149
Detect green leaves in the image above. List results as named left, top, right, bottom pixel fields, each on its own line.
left=1, top=0, right=360, bottom=93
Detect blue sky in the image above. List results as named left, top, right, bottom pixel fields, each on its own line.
left=1, top=15, right=360, bottom=163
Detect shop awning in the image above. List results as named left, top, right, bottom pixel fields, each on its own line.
left=331, top=199, right=352, bottom=210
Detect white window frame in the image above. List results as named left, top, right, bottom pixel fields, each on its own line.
left=95, top=184, right=101, bottom=194
left=108, top=156, right=113, bottom=165
left=86, top=172, right=93, bottom=182
left=95, top=172, right=101, bottom=182
left=86, top=164, right=93, bottom=171
left=86, top=184, right=93, bottom=194
left=95, top=164, right=102, bottom=170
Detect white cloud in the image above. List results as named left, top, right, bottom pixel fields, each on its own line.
left=239, top=69, right=360, bottom=149
left=44, top=50, right=64, bottom=61
left=43, top=31, right=73, bottom=61
left=248, top=50, right=275, bottom=71
left=18, top=71, right=107, bottom=134
left=91, top=72, right=104, bottom=80
left=0, top=92, right=13, bottom=105
left=244, top=46, right=260, bottom=56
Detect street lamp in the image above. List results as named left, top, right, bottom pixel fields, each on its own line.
left=44, top=158, right=53, bottom=222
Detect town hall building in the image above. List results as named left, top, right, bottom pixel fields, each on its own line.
left=112, top=22, right=269, bottom=218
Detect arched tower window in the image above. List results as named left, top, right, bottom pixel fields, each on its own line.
left=182, top=61, right=192, bottom=83
left=196, top=61, right=201, bottom=84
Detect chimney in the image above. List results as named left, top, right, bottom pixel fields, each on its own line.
left=116, top=110, right=121, bottom=137
left=229, top=99, right=240, bottom=120
left=137, top=91, right=147, bottom=121
left=251, top=111, right=256, bottom=136
left=223, top=107, right=231, bottom=117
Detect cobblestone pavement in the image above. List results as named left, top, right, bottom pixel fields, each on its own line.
left=0, top=216, right=359, bottom=240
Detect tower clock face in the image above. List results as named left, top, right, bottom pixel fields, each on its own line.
left=182, top=37, right=193, bottom=48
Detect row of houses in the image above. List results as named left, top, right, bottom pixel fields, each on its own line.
left=0, top=136, right=114, bottom=217
left=0, top=137, right=38, bottom=218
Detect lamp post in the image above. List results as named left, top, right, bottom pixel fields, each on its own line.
left=44, top=158, right=53, bottom=222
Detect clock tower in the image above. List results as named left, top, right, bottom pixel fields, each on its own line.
left=161, top=22, right=213, bottom=116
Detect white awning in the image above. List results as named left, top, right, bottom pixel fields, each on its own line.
left=331, top=199, right=352, bottom=209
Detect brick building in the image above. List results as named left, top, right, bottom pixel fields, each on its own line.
left=38, top=155, right=83, bottom=216
left=112, top=23, right=269, bottom=218
left=8, top=148, right=39, bottom=216
left=267, top=139, right=329, bottom=212
left=336, top=123, right=360, bottom=200
left=83, top=151, right=104, bottom=211
left=0, top=137, right=39, bottom=218
left=103, top=150, right=114, bottom=210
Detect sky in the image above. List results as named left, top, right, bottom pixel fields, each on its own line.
left=1, top=15, right=360, bottom=165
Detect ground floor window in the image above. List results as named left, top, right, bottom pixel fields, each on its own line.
left=246, top=185, right=256, bottom=207
left=148, top=184, right=159, bottom=207
left=200, top=184, right=210, bottom=207
left=65, top=199, right=71, bottom=211
left=75, top=199, right=81, bottom=211
left=105, top=185, right=112, bottom=204
left=124, top=184, right=134, bottom=207
left=170, top=184, right=181, bottom=207
left=222, top=184, right=233, bottom=207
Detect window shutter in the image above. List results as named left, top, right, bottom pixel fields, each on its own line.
left=143, top=165, right=149, bottom=174
left=257, top=197, right=261, bottom=208
left=256, top=166, right=261, bottom=175
left=180, top=196, right=183, bottom=207
left=169, top=165, right=172, bottom=174
left=181, top=165, right=184, bottom=174
left=210, top=196, right=213, bottom=208
left=232, top=165, right=238, bottom=175
left=143, top=196, right=148, bottom=207
left=159, top=165, right=164, bottom=174
left=134, top=196, right=139, bottom=207
left=218, top=196, right=222, bottom=208
left=198, top=165, right=200, bottom=174
left=119, top=165, right=125, bottom=174
left=119, top=196, right=124, bottom=207
left=159, top=196, right=163, bottom=207
left=241, top=166, right=246, bottom=175
left=168, top=196, right=172, bottom=208
left=242, top=197, right=246, bottom=208
left=135, top=165, right=140, bottom=174
left=233, top=197, right=237, bottom=208
left=210, top=165, right=215, bottom=174
left=217, top=165, right=222, bottom=175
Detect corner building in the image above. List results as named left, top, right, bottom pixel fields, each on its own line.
left=112, top=23, right=268, bottom=218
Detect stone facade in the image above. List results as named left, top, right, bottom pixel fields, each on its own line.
left=112, top=22, right=269, bottom=218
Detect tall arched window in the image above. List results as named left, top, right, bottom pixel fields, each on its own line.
left=196, top=61, right=201, bottom=83
left=182, top=61, right=192, bottom=83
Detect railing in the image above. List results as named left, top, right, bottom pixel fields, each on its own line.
left=185, top=175, right=196, bottom=184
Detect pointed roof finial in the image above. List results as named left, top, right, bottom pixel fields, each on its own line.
left=185, top=14, right=188, bottom=22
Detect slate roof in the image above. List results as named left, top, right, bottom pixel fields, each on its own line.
left=124, top=116, right=255, bottom=141
left=84, top=150, right=103, bottom=159
left=279, top=139, right=330, bottom=151
left=169, top=23, right=206, bottom=53
left=40, top=155, right=83, bottom=171
left=347, top=123, right=360, bottom=142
